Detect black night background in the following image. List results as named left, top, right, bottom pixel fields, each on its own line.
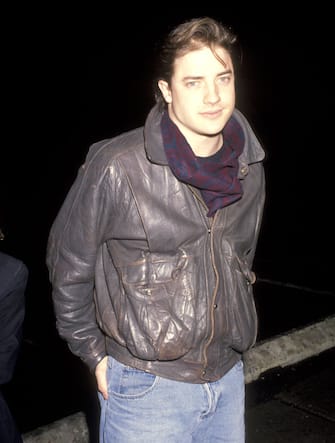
left=1, top=4, right=334, bottom=440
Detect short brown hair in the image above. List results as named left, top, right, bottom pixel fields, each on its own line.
left=153, top=17, right=237, bottom=109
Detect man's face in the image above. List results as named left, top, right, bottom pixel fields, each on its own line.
left=158, top=45, right=235, bottom=148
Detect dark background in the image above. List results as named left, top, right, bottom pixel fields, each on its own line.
left=1, top=3, right=334, bottom=437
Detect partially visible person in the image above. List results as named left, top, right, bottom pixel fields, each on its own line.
left=47, top=16, right=266, bottom=442
left=0, top=228, right=28, bottom=443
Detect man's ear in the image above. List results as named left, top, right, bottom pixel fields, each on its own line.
left=158, top=80, right=172, bottom=104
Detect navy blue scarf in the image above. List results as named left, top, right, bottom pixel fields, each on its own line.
left=161, top=111, right=244, bottom=217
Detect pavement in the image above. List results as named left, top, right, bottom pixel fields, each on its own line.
left=245, top=345, right=335, bottom=443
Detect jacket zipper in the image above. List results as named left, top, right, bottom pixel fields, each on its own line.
left=187, top=185, right=222, bottom=376
left=201, top=211, right=221, bottom=375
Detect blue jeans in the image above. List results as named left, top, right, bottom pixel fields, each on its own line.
left=98, top=356, right=245, bottom=442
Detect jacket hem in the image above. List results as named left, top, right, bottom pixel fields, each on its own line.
left=106, top=337, right=241, bottom=384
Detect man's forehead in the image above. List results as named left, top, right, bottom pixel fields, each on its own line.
left=173, top=46, right=233, bottom=73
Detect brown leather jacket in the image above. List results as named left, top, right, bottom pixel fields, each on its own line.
left=46, top=104, right=265, bottom=383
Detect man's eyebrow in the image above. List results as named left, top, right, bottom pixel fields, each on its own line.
left=216, top=69, right=233, bottom=76
left=182, top=70, right=233, bottom=81
left=182, top=76, right=203, bottom=81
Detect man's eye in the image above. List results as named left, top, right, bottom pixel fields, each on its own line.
left=218, top=76, right=231, bottom=84
left=186, top=81, right=200, bottom=88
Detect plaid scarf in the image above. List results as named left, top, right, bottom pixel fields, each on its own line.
left=161, top=111, right=244, bottom=217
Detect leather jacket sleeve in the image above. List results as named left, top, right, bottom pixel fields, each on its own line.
left=46, top=144, right=114, bottom=372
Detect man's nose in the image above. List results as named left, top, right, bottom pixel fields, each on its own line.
left=203, top=83, right=220, bottom=104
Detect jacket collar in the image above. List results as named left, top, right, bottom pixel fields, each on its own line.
left=144, top=104, right=266, bottom=173
left=144, top=104, right=168, bottom=165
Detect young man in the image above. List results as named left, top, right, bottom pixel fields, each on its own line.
left=47, top=17, right=266, bottom=442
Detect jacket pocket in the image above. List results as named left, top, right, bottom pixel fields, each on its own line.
left=225, top=255, right=258, bottom=352
left=116, top=250, right=197, bottom=361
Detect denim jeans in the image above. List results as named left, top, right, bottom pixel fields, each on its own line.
left=98, top=356, right=245, bottom=442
